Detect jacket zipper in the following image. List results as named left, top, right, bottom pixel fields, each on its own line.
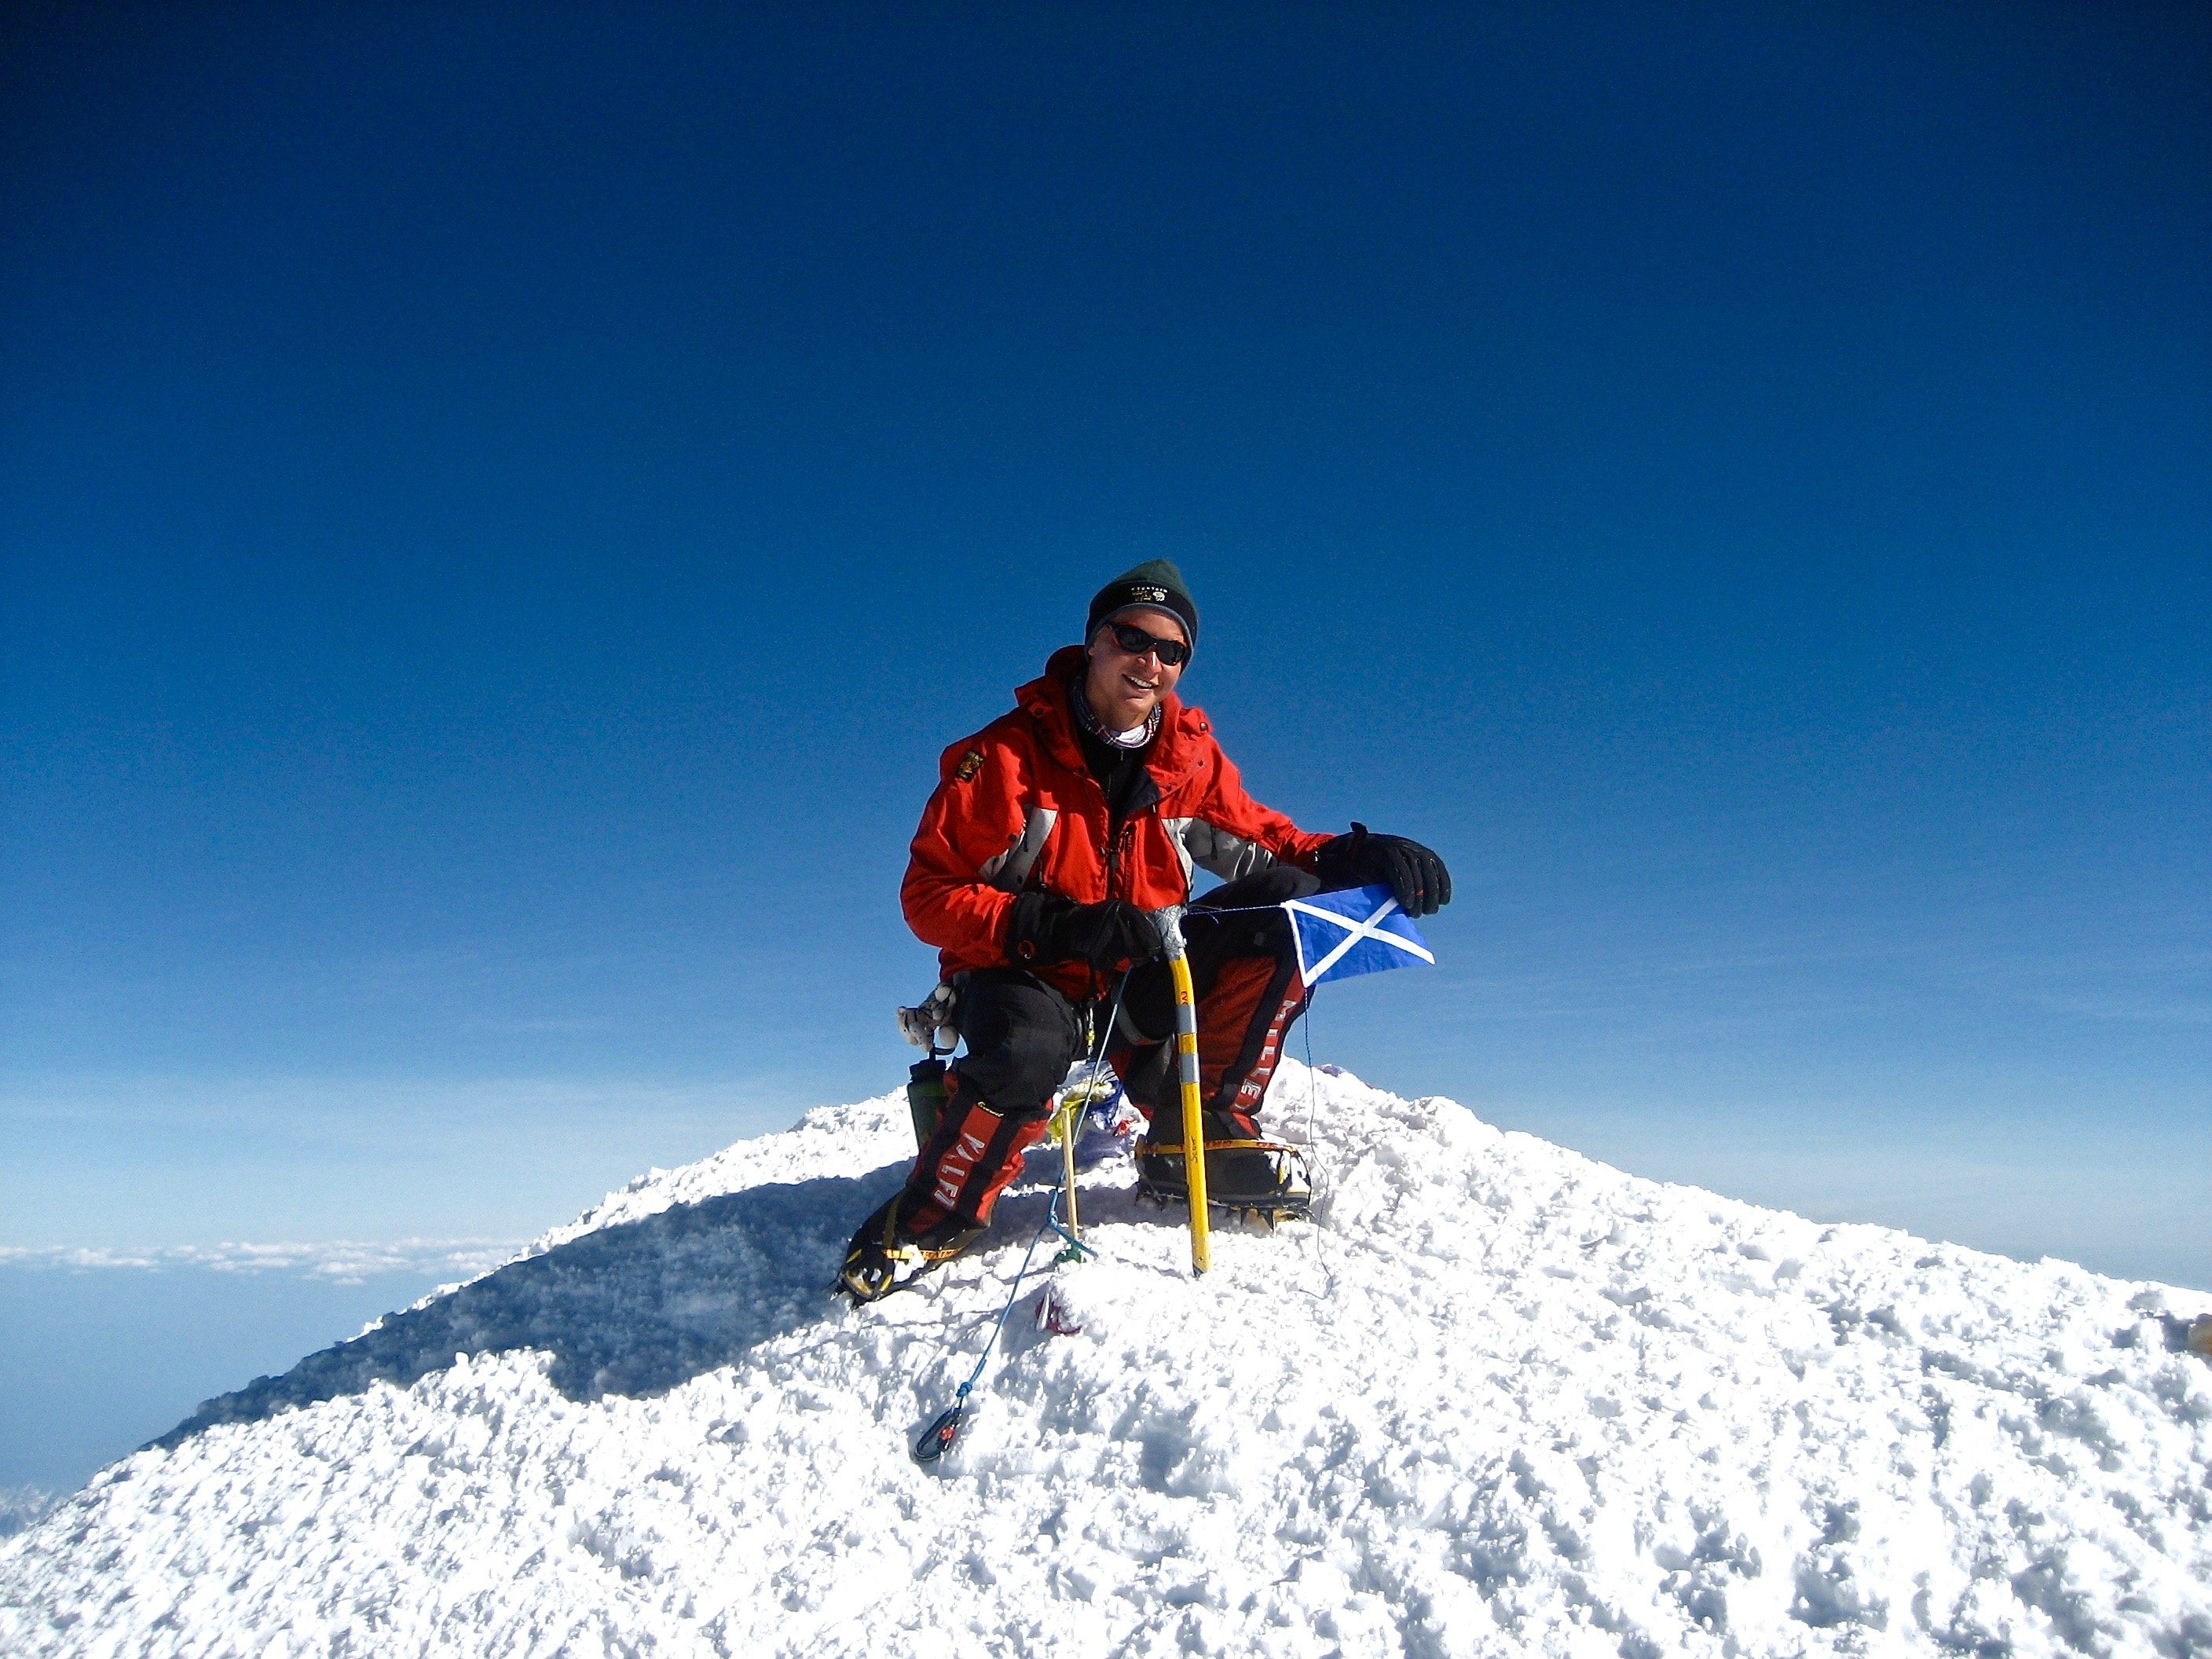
left=1106, top=819, right=1136, bottom=903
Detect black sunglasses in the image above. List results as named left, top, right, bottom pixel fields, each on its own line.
left=1104, top=621, right=1191, bottom=666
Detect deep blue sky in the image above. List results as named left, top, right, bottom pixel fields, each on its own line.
left=4, top=3, right=2207, bottom=1287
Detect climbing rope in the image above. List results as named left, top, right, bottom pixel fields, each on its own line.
left=911, top=1188, right=1073, bottom=1463
left=911, top=976, right=1126, bottom=1466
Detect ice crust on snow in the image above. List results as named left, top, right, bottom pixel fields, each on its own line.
left=2, top=1061, right=2207, bottom=1657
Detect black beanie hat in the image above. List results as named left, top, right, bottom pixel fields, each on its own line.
left=1086, top=559, right=1199, bottom=654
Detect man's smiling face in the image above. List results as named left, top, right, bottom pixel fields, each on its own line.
left=1082, top=606, right=1188, bottom=733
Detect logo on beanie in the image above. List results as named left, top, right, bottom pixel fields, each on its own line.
left=1126, top=585, right=1168, bottom=603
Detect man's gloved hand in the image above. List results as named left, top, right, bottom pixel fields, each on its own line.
left=1313, top=822, right=1452, bottom=917
left=1008, top=892, right=1165, bottom=972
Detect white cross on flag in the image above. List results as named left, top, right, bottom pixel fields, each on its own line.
left=1284, top=883, right=1437, bottom=988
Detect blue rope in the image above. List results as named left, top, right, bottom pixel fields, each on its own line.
left=912, top=1189, right=1068, bottom=1463
left=913, top=976, right=1124, bottom=1465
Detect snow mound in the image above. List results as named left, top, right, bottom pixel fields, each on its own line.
left=2, top=1063, right=2207, bottom=1657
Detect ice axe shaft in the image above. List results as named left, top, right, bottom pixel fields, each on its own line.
left=1155, top=907, right=1210, bottom=1276
left=1059, top=1090, right=1081, bottom=1241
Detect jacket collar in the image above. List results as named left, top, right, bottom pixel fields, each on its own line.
left=1019, top=646, right=1210, bottom=786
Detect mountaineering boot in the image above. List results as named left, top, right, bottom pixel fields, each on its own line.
left=1135, top=1107, right=1312, bottom=1222
left=836, top=1193, right=986, bottom=1304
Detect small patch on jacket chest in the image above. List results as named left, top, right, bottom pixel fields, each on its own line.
left=954, top=749, right=984, bottom=782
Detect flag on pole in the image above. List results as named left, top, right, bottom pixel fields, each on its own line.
left=1284, top=883, right=1436, bottom=987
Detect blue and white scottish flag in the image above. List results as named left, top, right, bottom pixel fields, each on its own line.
left=1284, top=883, right=1436, bottom=987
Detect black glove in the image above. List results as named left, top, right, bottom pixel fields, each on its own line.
left=1313, top=823, right=1452, bottom=917
left=1007, top=892, right=1164, bottom=972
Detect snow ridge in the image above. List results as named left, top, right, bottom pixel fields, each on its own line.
left=2, top=1063, right=2207, bottom=1657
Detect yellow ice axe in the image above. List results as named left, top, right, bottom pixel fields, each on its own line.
left=1157, top=907, right=1211, bottom=1276
left=1059, top=1091, right=1081, bottom=1243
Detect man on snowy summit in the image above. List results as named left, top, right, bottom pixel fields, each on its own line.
left=838, top=560, right=1450, bottom=1302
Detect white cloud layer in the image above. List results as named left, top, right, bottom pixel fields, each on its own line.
left=0, top=1240, right=517, bottom=1282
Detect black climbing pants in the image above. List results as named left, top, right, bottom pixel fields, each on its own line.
left=901, top=868, right=1319, bottom=1233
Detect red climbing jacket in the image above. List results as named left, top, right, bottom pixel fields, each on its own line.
left=902, top=646, right=1334, bottom=1004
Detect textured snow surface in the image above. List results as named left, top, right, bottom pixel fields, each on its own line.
left=3, top=1062, right=2208, bottom=1657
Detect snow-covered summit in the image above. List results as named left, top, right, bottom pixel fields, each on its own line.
left=3, top=1063, right=2207, bottom=1657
